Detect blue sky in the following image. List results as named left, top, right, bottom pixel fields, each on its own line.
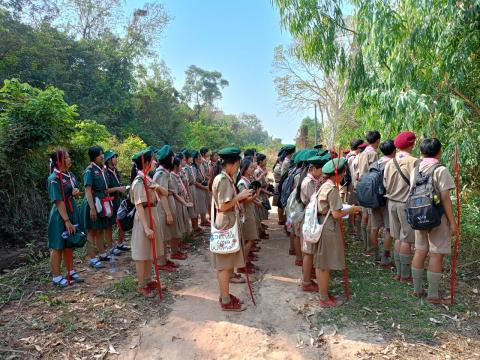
left=126, top=0, right=311, bottom=143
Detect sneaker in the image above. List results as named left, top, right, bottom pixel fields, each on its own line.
left=166, top=260, right=179, bottom=268
left=302, top=282, right=319, bottom=292
left=219, top=294, right=244, bottom=305
left=89, top=258, right=105, bottom=269
left=220, top=299, right=246, bottom=312
left=230, top=273, right=246, bottom=284
left=116, top=244, right=131, bottom=252
left=319, top=297, right=343, bottom=308
left=295, top=259, right=303, bottom=267
left=69, top=271, right=84, bottom=283
left=171, top=252, right=188, bottom=260
left=98, top=253, right=112, bottom=262
left=111, top=247, right=122, bottom=256
left=158, top=264, right=176, bottom=272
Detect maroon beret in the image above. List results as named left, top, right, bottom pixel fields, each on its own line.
left=358, top=142, right=368, bottom=149
left=394, top=131, right=416, bottom=149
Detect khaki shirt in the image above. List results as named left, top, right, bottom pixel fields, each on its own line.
left=300, top=176, right=318, bottom=205
left=273, top=162, right=282, bottom=183
left=409, top=162, right=455, bottom=194
left=212, top=174, right=236, bottom=230
left=347, top=153, right=358, bottom=190
left=383, top=152, right=418, bottom=202
left=131, top=176, right=157, bottom=207
left=356, top=148, right=378, bottom=181
left=317, top=181, right=343, bottom=213
left=281, top=157, right=291, bottom=176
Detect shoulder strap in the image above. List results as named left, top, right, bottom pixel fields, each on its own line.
left=393, top=158, right=410, bottom=186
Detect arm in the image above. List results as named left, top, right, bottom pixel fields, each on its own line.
left=85, top=186, right=97, bottom=221
left=332, top=206, right=362, bottom=219
left=441, top=190, right=458, bottom=235
left=160, top=195, right=174, bottom=224
left=55, top=200, right=76, bottom=234
left=217, top=189, right=252, bottom=212
left=135, top=203, right=154, bottom=240
left=107, top=186, right=126, bottom=194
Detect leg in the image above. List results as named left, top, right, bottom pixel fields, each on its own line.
left=316, top=269, right=330, bottom=300
left=87, top=229, right=97, bottom=258
left=399, top=241, right=413, bottom=281
left=393, top=239, right=401, bottom=279
left=369, top=226, right=380, bottom=259
left=96, top=229, right=106, bottom=254
left=412, top=249, right=428, bottom=295
left=105, top=226, right=113, bottom=248
left=293, top=235, right=302, bottom=262
left=135, top=260, right=147, bottom=288
left=218, top=269, right=232, bottom=300
left=426, top=253, right=445, bottom=300
left=50, top=249, right=62, bottom=277
left=381, top=229, right=392, bottom=265
left=302, top=254, right=314, bottom=283
left=117, top=226, right=125, bottom=244
left=144, top=260, right=152, bottom=284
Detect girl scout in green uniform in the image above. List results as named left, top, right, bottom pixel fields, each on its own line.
left=130, top=149, right=168, bottom=297
left=211, top=146, right=253, bottom=311
left=81, top=146, right=111, bottom=269
left=104, top=150, right=129, bottom=255
left=314, top=158, right=361, bottom=308
left=48, top=149, right=84, bottom=286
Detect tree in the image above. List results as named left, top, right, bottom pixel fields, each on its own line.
left=182, top=65, right=229, bottom=113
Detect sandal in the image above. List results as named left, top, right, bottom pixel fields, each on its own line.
left=69, top=271, right=84, bottom=283
left=302, top=281, right=319, bottom=292
left=158, top=264, right=176, bottom=272
left=220, top=299, right=246, bottom=312
left=138, top=286, right=155, bottom=298
left=319, top=296, right=343, bottom=308
left=295, top=259, right=303, bottom=267
left=171, top=252, right=187, bottom=260
left=166, top=260, right=179, bottom=268
left=219, top=294, right=244, bottom=304
left=116, top=244, right=131, bottom=252
left=52, top=276, right=68, bottom=288
left=98, top=254, right=112, bottom=262
left=230, top=274, right=246, bottom=284
left=426, top=297, right=451, bottom=305
left=111, top=247, right=122, bottom=256
left=89, top=258, right=105, bottom=269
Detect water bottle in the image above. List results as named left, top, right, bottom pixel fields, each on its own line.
left=109, top=254, right=116, bottom=273
left=61, top=224, right=79, bottom=239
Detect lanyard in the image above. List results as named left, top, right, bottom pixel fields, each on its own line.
left=53, top=169, right=76, bottom=189
left=240, top=176, right=251, bottom=187
left=90, top=162, right=108, bottom=190
left=171, top=171, right=187, bottom=195
left=107, top=166, right=120, bottom=185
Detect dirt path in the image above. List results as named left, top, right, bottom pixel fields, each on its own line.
left=117, top=211, right=385, bottom=360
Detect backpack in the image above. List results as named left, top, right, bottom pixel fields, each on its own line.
left=406, top=164, right=444, bottom=230
left=341, top=163, right=352, bottom=187
left=285, top=189, right=305, bottom=225
left=302, top=187, right=331, bottom=244
left=356, top=161, right=387, bottom=209
left=116, top=198, right=136, bottom=231
left=280, top=168, right=300, bottom=208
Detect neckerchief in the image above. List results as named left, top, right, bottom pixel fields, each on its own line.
left=420, top=157, right=439, bottom=167
left=171, top=171, right=188, bottom=196
left=365, top=145, right=375, bottom=153
left=90, top=162, right=108, bottom=190
left=107, top=166, right=120, bottom=185
left=53, top=168, right=75, bottom=212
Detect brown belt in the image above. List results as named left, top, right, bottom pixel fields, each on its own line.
left=142, top=203, right=157, bottom=208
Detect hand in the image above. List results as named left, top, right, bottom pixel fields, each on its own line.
left=118, top=186, right=127, bottom=194
left=450, top=222, right=459, bottom=237
left=65, top=220, right=76, bottom=234
left=238, top=189, right=252, bottom=201
left=145, top=227, right=154, bottom=240
left=166, top=214, right=174, bottom=225
left=89, top=208, right=97, bottom=221
left=186, top=202, right=194, bottom=208
left=72, top=188, right=80, bottom=196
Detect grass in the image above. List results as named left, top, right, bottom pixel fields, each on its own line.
left=315, top=235, right=470, bottom=342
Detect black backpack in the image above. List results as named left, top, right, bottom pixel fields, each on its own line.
left=356, top=161, right=387, bottom=209
left=406, top=164, right=444, bottom=230
left=116, top=198, right=136, bottom=231
left=280, top=168, right=300, bottom=208
left=341, top=164, right=352, bottom=187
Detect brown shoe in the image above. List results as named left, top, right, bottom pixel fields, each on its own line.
left=302, top=282, right=319, bottom=292
left=220, top=299, right=246, bottom=312
left=138, top=286, right=155, bottom=298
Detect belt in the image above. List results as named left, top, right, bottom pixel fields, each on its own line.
left=142, top=203, right=157, bottom=208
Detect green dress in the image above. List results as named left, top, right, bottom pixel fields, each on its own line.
left=106, top=166, right=123, bottom=226
left=47, top=171, right=82, bottom=250
left=80, top=163, right=110, bottom=230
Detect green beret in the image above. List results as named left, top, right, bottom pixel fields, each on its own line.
left=322, top=158, right=347, bottom=175
left=156, top=145, right=171, bottom=161
left=292, top=150, right=305, bottom=164
left=283, top=144, right=296, bottom=155
left=104, top=150, right=117, bottom=163
left=181, top=149, right=191, bottom=158
left=307, top=153, right=330, bottom=167
left=146, top=145, right=158, bottom=153
left=132, top=148, right=153, bottom=162
left=317, top=149, right=329, bottom=157
left=218, top=146, right=241, bottom=158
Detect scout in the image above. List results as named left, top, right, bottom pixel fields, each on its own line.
left=346, top=139, right=364, bottom=237
left=104, top=150, right=129, bottom=255
left=273, top=148, right=285, bottom=225
left=370, top=140, right=396, bottom=266
left=237, top=157, right=260, bottom=274
left=192, top=150, right=210, bottom=227
left=183, top=150, right=201, bottom=233
left=355, top=131, right=381, bottom=251
left=281, top=145, right=296, bottom=176
left=254, top=153, right=271, bottom=239
left=81, top=146, right=111, bottom=269
left=313, top=158, right=361, bottom=307
left=200, top=147, right=212, bottom=218
left=383, top=131, right=418, bottom=282
left=300, top=154, right=330, bottom=292
left=211, top=146, right=252, bottom=311
left=411, top=138, right=458, bottom=304
left=171, top=155, right=193, bottom=240
left=48, top=149, right=84, bottom=286
left=130, top=149, right=168, bottom=297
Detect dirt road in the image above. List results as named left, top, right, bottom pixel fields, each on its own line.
left=117, top=210, right=384, bottom=360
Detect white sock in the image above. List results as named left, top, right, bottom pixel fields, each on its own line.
left=69, top=270, right=75, bottom=275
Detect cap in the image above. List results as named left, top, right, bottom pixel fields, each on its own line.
left=104, top=150, right=117, bottom=163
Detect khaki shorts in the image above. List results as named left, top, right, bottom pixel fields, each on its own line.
left=371, top=206, right=389, bottom=229
left=415, top=215, right=452, bottom=254
left=388, top=200, right=414, bottom=243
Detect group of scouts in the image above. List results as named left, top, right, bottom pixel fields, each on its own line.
left=46, top=131, right=457, bottom=311
left=46, top=144, right=273, bottom=310
left=274, top=131, right=458, bottom=308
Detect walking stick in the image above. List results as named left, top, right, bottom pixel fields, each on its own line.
left=56, top=147, right=71, bottom=286
left=141, top=154, right=163, bottom=300
left=450, top=145, right=461, bottom=305
left=334, top=145, right=350, bottom=302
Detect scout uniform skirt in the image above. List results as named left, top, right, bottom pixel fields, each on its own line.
left=166, top=195, right=181, bottom=240
left=80, top=197, right=109, bottom=230
left=131, top=206, right=164, bottom=261
left=188, top=184, right=198, bottom=219
left=194, top=186, right=208, bottom=215
left=313, top=216, right=345, bottom=270
left=48, top=203, right=82, bottom=250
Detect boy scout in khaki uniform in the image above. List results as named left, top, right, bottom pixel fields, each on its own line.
left=355, top=131, right=381, bottom=251
left=383, top=131, right=418, bottom=282
left=411, top=139, right=458, bottom=304
left=347, top=139, right=365, bottom=236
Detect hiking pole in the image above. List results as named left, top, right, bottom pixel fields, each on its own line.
left=56, top=147, right=71, bottom=286
left=335, top=145, right=350, bottom=302
left=141, top=154, right=163, bottom=300
left=450, top=145, right=461, bottom=305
